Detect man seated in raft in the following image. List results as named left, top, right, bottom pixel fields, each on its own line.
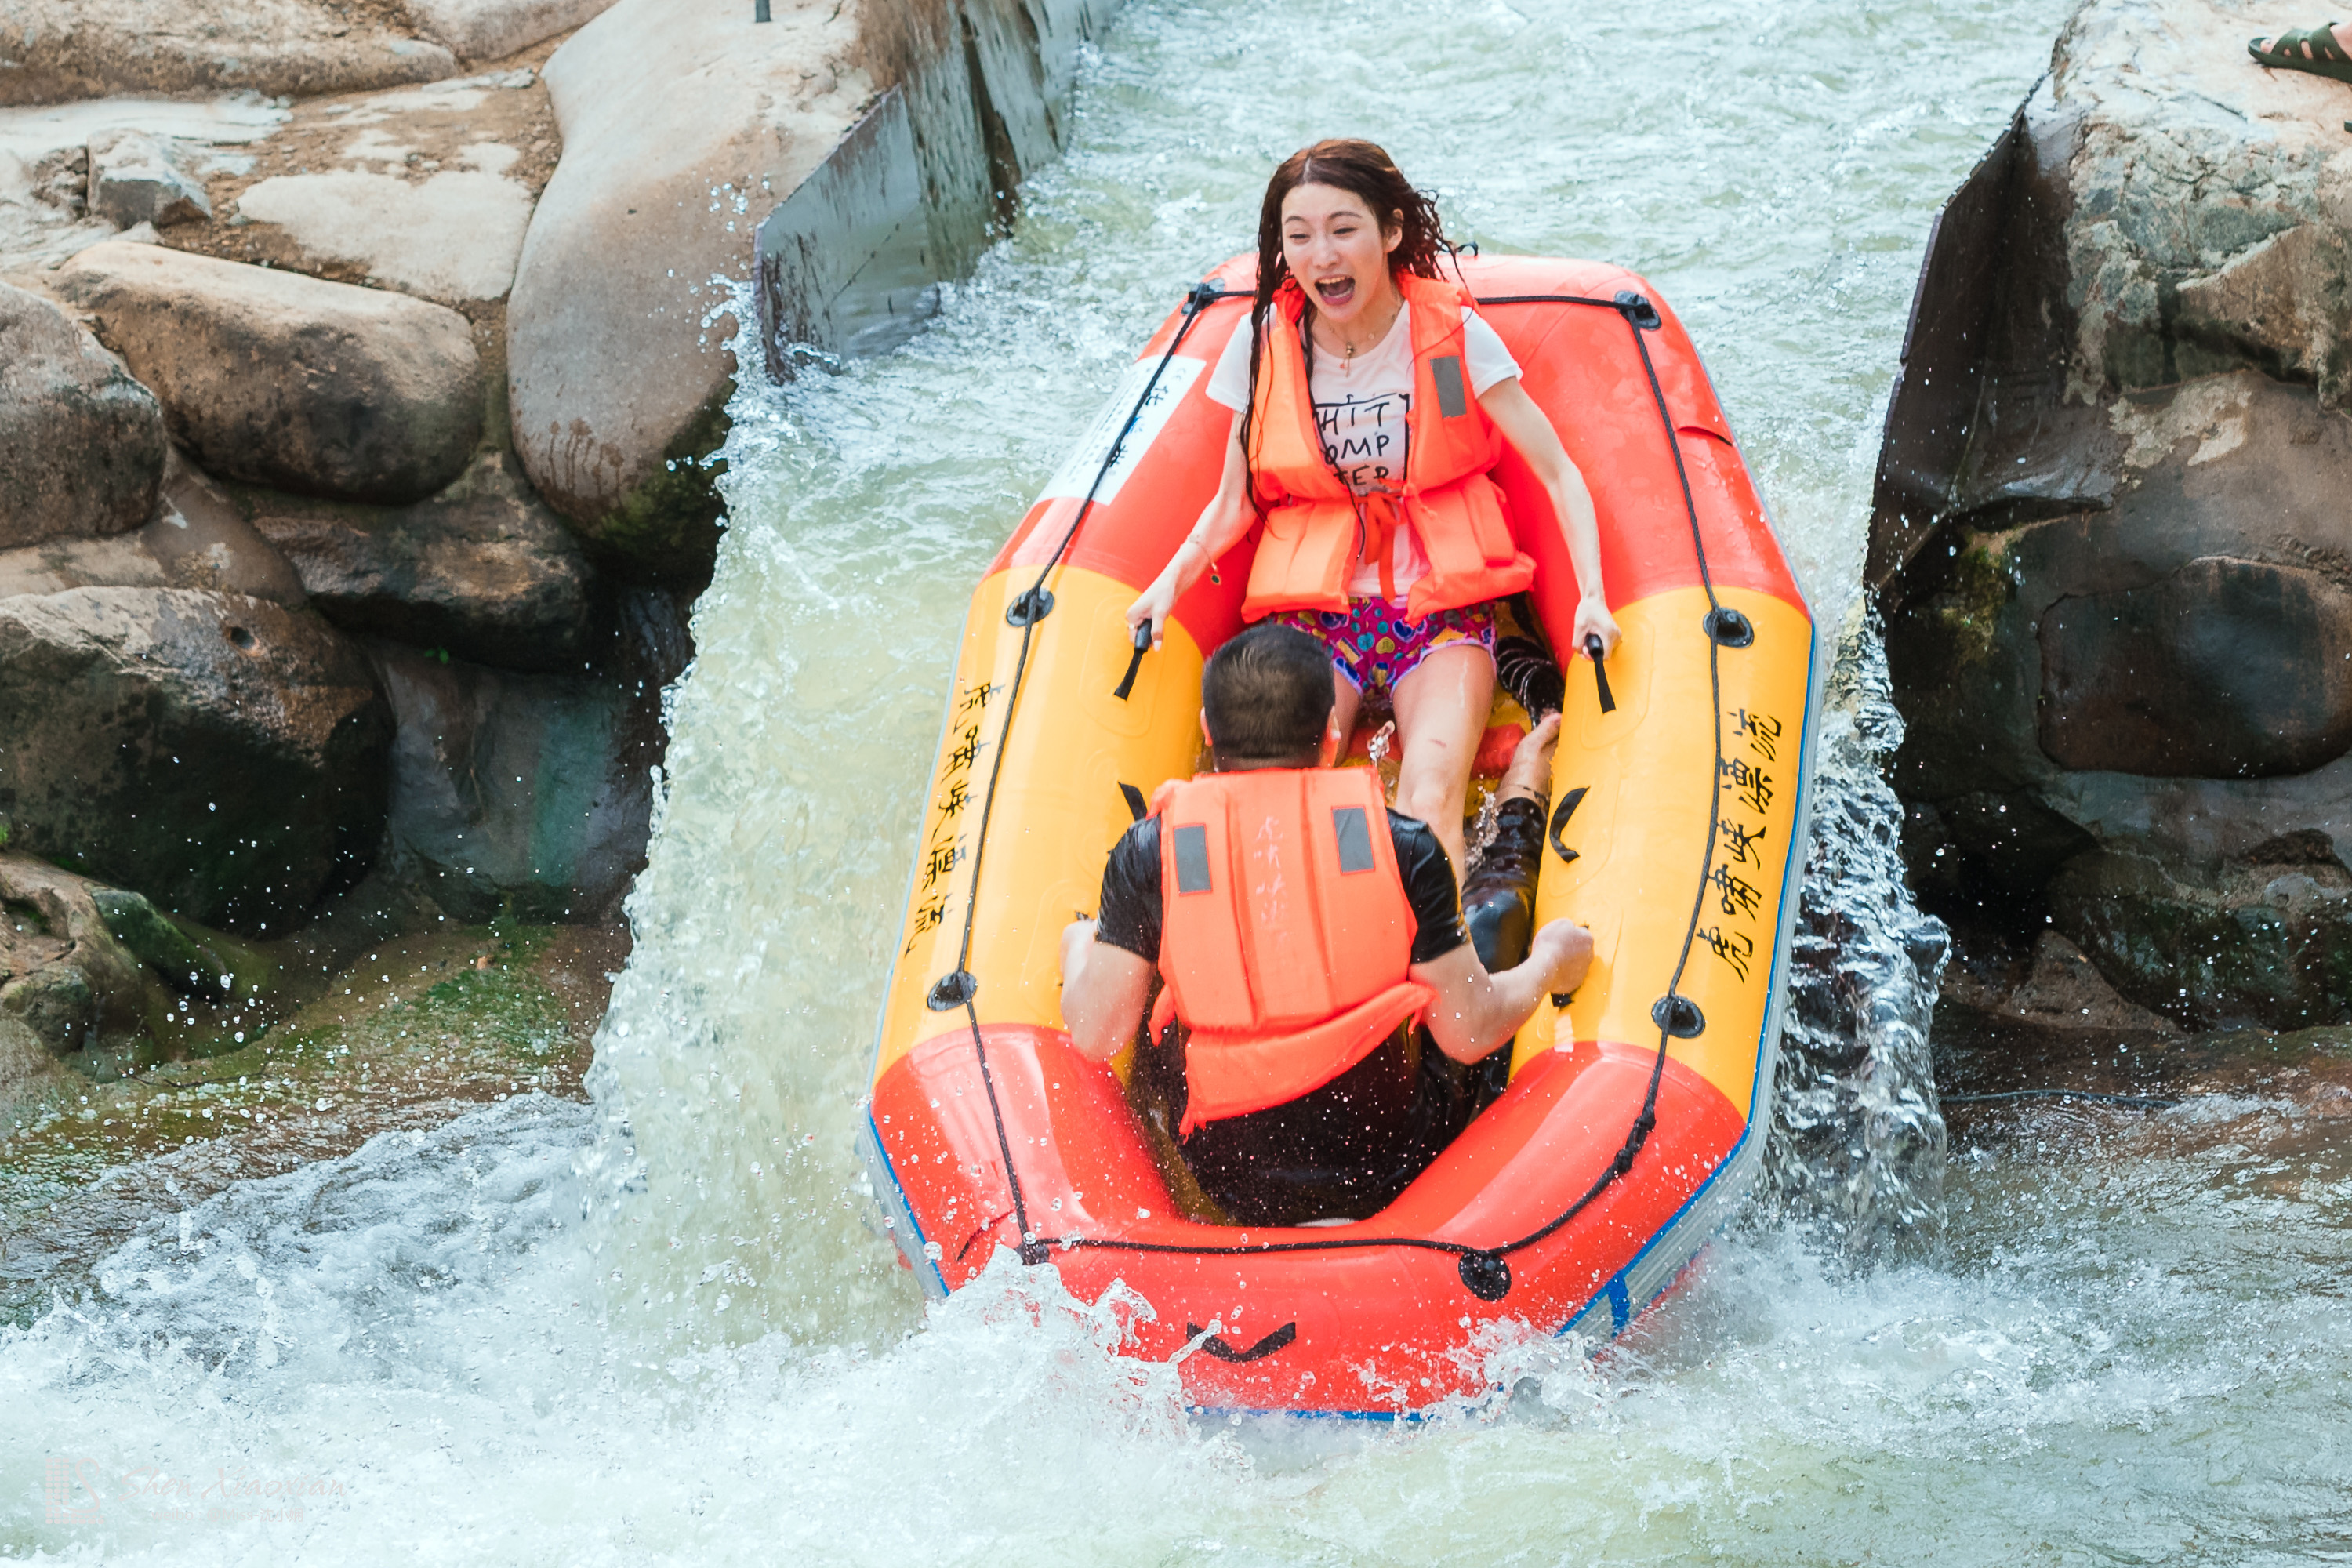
left=1058, top=622, right=1593, bottom=1226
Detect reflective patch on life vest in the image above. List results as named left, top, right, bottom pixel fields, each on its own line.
left=1330, top=804, right=1376, bottom=874
left=1172, top=823, right=1214, bottom=894
left=1431, top=354, right=1468, bottom=419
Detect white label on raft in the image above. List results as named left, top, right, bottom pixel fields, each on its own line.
left=1037, top=352, right=1204, bottom=507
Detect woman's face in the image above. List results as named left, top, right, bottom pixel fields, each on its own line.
left=1279, top=182, right=1400, bottom=325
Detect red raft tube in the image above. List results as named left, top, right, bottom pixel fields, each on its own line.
left=859, top=254, right=1820, bottom=1416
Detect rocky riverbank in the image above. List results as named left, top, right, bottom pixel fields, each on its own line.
left=0, top=914, right=624, bottom=1323
left=1, top=0, right=1116, bottom=1102
left=1869, top=0, right=2352, bottom=1036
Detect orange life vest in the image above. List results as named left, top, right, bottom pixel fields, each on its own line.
left=1241, top=272, right=1538, bottom=621
left=1149, top=766, right=1435, bottom=1134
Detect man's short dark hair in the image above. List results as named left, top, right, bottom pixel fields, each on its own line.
left=1202, top=622, right=1334, bottom=764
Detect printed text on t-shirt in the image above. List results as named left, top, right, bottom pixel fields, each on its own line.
left=1319, top=393, right=1408, bottom=494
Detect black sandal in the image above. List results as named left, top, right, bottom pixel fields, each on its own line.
left=2249, top=22, right=2352, bottom=83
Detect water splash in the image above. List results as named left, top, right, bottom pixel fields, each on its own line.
left=1766, top=612, right=1951, bottom=1257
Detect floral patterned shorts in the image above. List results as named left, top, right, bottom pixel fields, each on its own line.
left=1273, top=597, right=1499, bottom=702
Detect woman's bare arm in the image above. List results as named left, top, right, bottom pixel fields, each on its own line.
left=1479, top=377, right=1621, bottom=660
left=1125, top=412, right=1252, bottom=649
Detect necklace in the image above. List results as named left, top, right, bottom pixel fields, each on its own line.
left=1320, top=291, right=1403, bottom=359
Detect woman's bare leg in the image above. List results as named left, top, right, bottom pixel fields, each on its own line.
left=1324, top=668, right=1361, bottom=762
left=1388, top=642, right=1496, bottom=884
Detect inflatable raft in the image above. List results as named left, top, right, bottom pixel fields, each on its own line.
left=861, top=254, right=1818, bottom=1415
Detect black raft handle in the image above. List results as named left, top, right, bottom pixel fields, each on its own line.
left=1584, top=633, right=1616, bottom=714
left=1186, top=1321, right=1296, bottom=1363
left=1113, top=620, right=1152, bottom=700
left=1545, top=785, right=1591, bottom=1010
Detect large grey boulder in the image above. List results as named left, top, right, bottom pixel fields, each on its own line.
left=0, top=588, right=392, bottom=932
left=53, top=241, right=483, bottom=506
left=506, top=0, right=873, bottom=573
left=249, top=454, right=597, bottom=670
left=0, top=281, right=166, bottom=550
left=1867, top=0, right=2352, bottom=1029
left=0, top=448, right=308, bottom=606
left=405, top=0, right=622, bottom=61
left=0, top=0, right=458, bottom=107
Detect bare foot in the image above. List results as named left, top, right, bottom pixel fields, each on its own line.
left=1499, top=710, right=1560, bottom=806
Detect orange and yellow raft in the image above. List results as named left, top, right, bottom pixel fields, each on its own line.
left=860, top=255, right=1819, bottom=1415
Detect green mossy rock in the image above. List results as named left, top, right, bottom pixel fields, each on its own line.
left=91, top=887, right=228, bottom=995
left=2049, top=850, right=2352, bottom=1030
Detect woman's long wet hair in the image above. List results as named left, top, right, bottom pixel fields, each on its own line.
left=1237, top=139, right=1455, bottom=474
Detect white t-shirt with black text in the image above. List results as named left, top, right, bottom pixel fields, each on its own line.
left=1204, top=302, right=1520, bottom=601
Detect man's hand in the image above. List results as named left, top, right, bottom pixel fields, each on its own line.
left=1416, top=916, right=1596, bottom=1065
left=1528, top=918, right=1595, bottom=997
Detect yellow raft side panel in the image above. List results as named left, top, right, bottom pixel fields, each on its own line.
left=1511, top=586, right=1812, bottom=1121
left=875, top=566, right=1207, bottom=1079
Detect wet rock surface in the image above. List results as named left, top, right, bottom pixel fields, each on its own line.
left=0, top=587, right=392, bottom=932
left=84, top=129, right=212, bottom=229
left=249, top=453, right=595, bottom=670
left=405, top=0, right=621, bottom=64
left=220, top=73, right=547, bottom=307
left=1941, top=927, right=2184, bottom=1038
left=0, top=448, right=311, bottom=605
left=372, top=648, right=646, bottom=921
left=0, top=279, right=165, bottom=550
left=1868, top=0, right=2352, bottom=1029
left=0, top=920, right=623, bottom=1323
left=53, top=240, right=484, bottom=505
left=0, top=0, right=459, bottom=107
left=368, top=583, right=685, bottom=923
left=506, top=0, right=872, bottom=574
left=89, top=887, right=240, bottom=997
left=0, top=96, right=288, bottom=273
left=2038, top=555, right=2352, bottom=779
left=0, top=853, right=156, bottom=1052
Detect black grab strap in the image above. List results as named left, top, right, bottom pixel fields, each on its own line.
left=940, top=285, right=1748, bottom=1299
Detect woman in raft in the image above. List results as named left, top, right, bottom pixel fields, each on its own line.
left=1126, top=137, right=1621, bottom=880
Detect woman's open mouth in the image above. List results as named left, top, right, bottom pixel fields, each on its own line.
left=1313, top=275, right=1358, bottom=309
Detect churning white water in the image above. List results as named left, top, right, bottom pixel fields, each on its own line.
left=13, top=0, right=2352, bottom=1559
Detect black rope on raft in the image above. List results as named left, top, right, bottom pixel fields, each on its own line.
left=1024, top=288, right=1747, bottom=1302
left=1944, top=1088, right=2181, bottom=1109
left=931, top=278, right=1235, bottom=1262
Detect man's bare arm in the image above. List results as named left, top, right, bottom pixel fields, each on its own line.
left=1412, top=920, right=1594, bottom=1065
left=1058, top=918, right=1155, bottom=1063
